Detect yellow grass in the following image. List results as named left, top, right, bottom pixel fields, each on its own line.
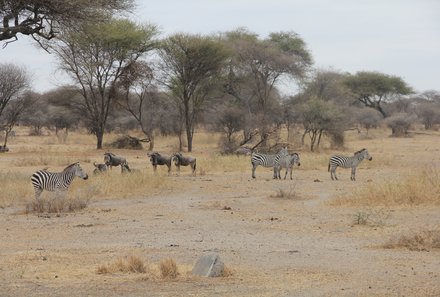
left=97, top=255, right=147, bottom=274
left=159, top=258, right=179, bottom=279
left=332, top=167, right=440, bottom=206
left=382, top=230, right=440, bottom=251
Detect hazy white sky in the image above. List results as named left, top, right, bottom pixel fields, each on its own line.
left=1, top=0, right=439, bottom=94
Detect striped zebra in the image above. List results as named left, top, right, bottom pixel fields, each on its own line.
left=31, top=162, right=89, bottom=199
left=251, top=147, right=288, bottom=179
left=328, top=148, right=372, bottom=181
left=274, top=153, right=301, bottom=180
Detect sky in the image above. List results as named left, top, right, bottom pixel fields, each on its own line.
left=0, top=0, right=439, bottom=94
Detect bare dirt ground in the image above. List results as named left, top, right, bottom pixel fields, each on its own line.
left=1, top=131, right=440, bottom=297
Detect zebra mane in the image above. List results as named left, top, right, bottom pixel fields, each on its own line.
left=64, top=162, right=79, bottom=171
left=354, top=148, right=366, bottom=155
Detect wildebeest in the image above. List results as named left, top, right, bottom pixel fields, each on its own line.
left=172, top=152, right=197, bottom=175
left=104, top=152, right=128, bottom=172
left=148, top=152, right=172, bottom=174
left=93, top=162, right=108, bottom=175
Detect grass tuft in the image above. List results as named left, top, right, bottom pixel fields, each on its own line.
left=159, top=258, right=179, bottom=279
left=96, top=255, right=146, bottom=274
left=382, top=230, right=440, bottom=251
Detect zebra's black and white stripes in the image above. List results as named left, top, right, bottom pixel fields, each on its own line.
left=328, top=148, right=372, bottom=181
left=251, top=147, right=288, bottom=179
left=31, top=162, right=88, bottom=199
left=274, top=153, right=301, bottom=180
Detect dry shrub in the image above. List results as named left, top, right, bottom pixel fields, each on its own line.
left=332, top=167, right=440, bottom=206
left=25, top=195, right=91, bottom=213
left=97, top=255, right=146, bottom=274
left=270, top=185, right=301, bottom=200
left=382, top=230, right=440, bottom=251
left=221, top=265, right=234, bottom=277
left=160, top=258, right=179, bottom=279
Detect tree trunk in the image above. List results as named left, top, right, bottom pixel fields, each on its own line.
left=148, top=134, right=155, bottom=151
left=96, top=130, right=104, bottom=149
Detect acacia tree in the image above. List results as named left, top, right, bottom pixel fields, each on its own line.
left=222, top=29, right=312, bottom=145
left=0, top=63, right=31, bottom=147
left=116, top=61, right=161, bottom=151
left=344, top=71, right=413, bottom=118
left=158, top=33, right=229, bottom=152
left=1, top=91, right=36, bottom=146
left=50, top=19, right=158, bottom=149
left=0, top=0, right=133, bottom=46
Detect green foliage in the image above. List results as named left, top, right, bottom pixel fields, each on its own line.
left=268, top=31, right=313, bottom=66
left=344, top=71, right=413, bottom=117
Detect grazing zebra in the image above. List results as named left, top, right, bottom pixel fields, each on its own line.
left=274, top=153, right=301, bottom=180
left=328, top=148, right=372, bottom=181
left=31, top=162, right=88, bottom=199
left=148, top=152, right=172, bottom=174
left=172, top=152, right=196, bottom=175
left=93, top=162, right=108, bottom=175
left=251, top=147, right=288, bottom=179
left=104, top=152, right=128, bottom=172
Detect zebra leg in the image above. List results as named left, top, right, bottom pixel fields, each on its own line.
left=331, top=167, right=338, bottom=180
left=252, top=164, right=257, bottom=179
left=351, top=168, right=356, bottom=181
left=34, top=188, right=43, bottom=200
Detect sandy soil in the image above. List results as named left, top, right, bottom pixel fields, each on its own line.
left=1, top=134, right=440, bottom=296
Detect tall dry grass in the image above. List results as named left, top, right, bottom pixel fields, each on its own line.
left=0, top=172, right=34, bottom=207
left=382, top=230, right=440, bottom=251
left=332, top=167, right=440, bottom=206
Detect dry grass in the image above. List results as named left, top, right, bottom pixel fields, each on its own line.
left=97, top=255, right=147, bottom=274
left=332, top=167, right=440, bottom=206
left=159, top=258, right=179, bottom=279
left=0, top=172, right=34, bottom=207
left=382, top=230, right=440, bottom=251
left=270, top=185, right=301, bottom=200
left=25, top=192, right=92, bottom=213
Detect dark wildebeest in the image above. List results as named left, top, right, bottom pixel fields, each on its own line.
left=104, top=152, right=129, bottom=173
left=172, top=152, right=196, bottom=176
left=148, top=152, right=172, bottom=174
left=93, top=162, right=108, bottom=175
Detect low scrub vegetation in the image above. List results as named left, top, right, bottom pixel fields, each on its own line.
left=25, top=193, right=92, bottom=213
left=159, top=258, right=179, bottom=279
left=382, top=230, right=440, bottom=251
left=333, top=167, right=440, bottom=206
left=270, top=185, right=301, bottom=200
left=97, top=255, right=147, bottom=274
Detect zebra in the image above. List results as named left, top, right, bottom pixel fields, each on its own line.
left=93, top=162, right=108, bottom=175
left=31, top=162, right=88, bottom=199
left=328, top=148, right=372, bottom=181
left=104, top=152, right=128, bottom=172
left=251, top=147, right=288, bottom=179
left=172, top=152, right=196, bottom=175
left=274, top=153, right=301, bottom=180
left=148, top=152, right=172, bottom=174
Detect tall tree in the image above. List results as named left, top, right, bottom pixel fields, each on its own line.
left=158, top=33, right=229, bottom=152
left=0, top=63, right=29, bottom=118
left=50, top=19, right=158, bottom=149
left=0, top=0, right=133, bottom=46
left=344, top=71, right=413, bottom=118
left=222, top=29, right=312, bottom=144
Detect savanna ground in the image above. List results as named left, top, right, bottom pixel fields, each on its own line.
left=0, top=127, right=439, bottom=297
